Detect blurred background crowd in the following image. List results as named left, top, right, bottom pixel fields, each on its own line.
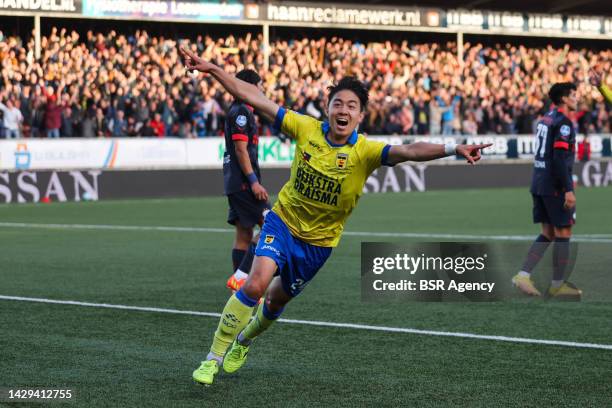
left=0, top=27, right=610, bottom=138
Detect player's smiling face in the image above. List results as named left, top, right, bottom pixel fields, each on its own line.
left=327, top=90, right=365, bottom=140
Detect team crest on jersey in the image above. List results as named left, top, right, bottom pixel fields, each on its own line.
left=302, top=151, right=312, bottom=162
left=336, top=153, right=348, bottom=169
left=264, top=235, right=275, bottom=244
left=236, top=115, right=247, bottom=127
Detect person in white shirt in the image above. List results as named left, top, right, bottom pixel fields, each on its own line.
left=0, top=99, right=23, bottom=139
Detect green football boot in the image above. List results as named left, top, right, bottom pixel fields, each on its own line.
left=223, top=340, right=250, bottom=373
left=192, top=360, right=219, bottom=385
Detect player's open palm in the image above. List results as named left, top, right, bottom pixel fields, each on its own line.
left=179, top=47, right=215, bottom=74
left=456, top=143, right=492, bottom=165
left=252, top=183, right=269, bottom=202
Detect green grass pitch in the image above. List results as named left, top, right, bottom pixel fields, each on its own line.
left=1, top=187, right=611, bottom=407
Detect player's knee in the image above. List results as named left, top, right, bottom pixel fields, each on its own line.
left=241, top=277, right=267, bottom=299
left=235, top=225, right=254, bottom=246
left=554, top=227, right=572, bottom=239
left=541, top=225, right=554, bottom=240
left=264, top=296, right=288, bottom=314
left=240, top=226, right=254, bottom=237
left=542, top=232, right=554, bottom=241
left=265, top=279, right=291, bottom=312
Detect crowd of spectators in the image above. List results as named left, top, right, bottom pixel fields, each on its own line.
left=0, top=27, right=610, bottom=139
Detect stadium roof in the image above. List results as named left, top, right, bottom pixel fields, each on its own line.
left=318, top=0, right=612, bottom=16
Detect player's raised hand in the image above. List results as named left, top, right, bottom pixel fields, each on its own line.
left=179, top=46, right=215, bottom=74
left=456, top=143, right=492, bottom=165
left=588, top=68, right=602, bottom=87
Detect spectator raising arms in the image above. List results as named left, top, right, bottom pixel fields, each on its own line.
left=0, top=29, right=610, bottom=137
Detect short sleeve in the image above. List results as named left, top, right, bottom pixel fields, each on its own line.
left=274, top=108, right=320, bottom=144
left=553, top=118, right=573, bottom=150
left=228, top=106, right=250, bottom=142
left=362, top=138, right=391, bottom=175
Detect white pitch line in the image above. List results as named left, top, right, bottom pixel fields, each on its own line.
left=0, top=222, right=611, bottom=243
left=0, top=222, right=231, bottom=233
left=1, top=295, right=611, bottom=351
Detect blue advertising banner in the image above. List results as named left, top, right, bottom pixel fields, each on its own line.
left=82, top=0, right=243, bottom=21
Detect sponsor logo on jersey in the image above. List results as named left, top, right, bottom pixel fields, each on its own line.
left=294, top=163, right=342, bottom=206
left=261, top=244, right=280, bottom=256
left=560, top=125, right=571, bottom=138
left=309, top=141, right=323, bottom=151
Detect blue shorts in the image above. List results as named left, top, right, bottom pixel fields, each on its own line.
left=255, top=211, right=332, bottom=297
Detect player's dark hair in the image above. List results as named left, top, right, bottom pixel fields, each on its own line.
left=548, top=82, right=577, bottom=105
left=327, top=76, right=369, bottom=111
left=236, top=69, right=261, bottom=86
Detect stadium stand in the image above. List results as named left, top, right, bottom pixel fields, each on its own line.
left=0, top=28, right=610, bottom=138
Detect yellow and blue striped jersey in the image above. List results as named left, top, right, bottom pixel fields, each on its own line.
left=272, top=108, right=390, bottom=247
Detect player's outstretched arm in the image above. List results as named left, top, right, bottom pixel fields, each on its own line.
left=386, top=142, right=492, bottom=165
left=179, top=47, right=279, bottom=122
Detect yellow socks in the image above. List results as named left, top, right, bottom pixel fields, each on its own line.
left=209, top=291, right=258, bottom=357
left=240, top=302, right=284, bottom=344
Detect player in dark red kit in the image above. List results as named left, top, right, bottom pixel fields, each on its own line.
left=513, top=82, right=581, bottom=299
left=223, top=69, right=271, bottom=292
